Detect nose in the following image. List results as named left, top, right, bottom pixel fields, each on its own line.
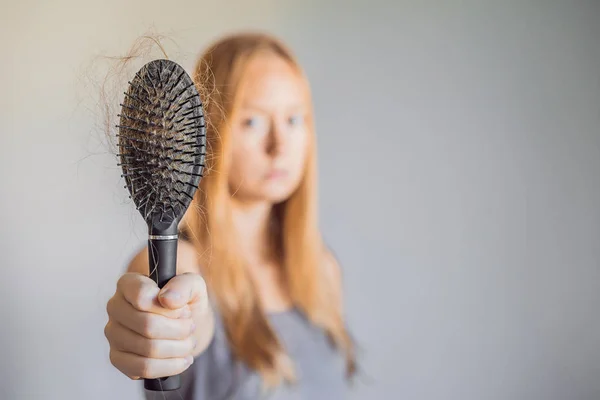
left=266, top=120, right=286, bottom=156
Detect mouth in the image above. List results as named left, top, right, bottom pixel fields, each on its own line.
left=265, top=168, right=288, bottom=180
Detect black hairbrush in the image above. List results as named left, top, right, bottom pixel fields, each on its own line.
left=117, top=59, right=206, bottom=391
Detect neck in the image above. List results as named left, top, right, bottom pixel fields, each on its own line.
left=231, top=199, right=277, bottom=265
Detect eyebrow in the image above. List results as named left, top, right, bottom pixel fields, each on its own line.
left=241, top=103, right=306, bottom=113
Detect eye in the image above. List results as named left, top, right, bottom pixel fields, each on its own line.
left=243, top=117, right=259, bottom=127
left=242, top=116, right=267, bottom=131
left=288, top=114, right=304, bottom=126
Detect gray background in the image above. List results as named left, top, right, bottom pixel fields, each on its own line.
left=1, top=1, right=599, bottom=399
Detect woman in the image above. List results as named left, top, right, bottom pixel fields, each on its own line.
left=104, top=31, right=356, bottom=399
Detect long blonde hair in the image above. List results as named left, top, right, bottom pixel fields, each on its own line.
left=181, top=31, right=356, bottom=386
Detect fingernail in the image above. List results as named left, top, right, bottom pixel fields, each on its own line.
left=193, top=338, right=198, bottom=349
left=191, top=322, right=196, bottom=333
left=185, top=355, right=194, bottom=366
left=159, top=289, right=181, bottom=301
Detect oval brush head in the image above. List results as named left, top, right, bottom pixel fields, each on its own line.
left=116, top=59, right=206, bottom=392
left=117, top=59, right=206, bottom=232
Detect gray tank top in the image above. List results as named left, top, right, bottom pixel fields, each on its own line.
left=143, top=307, right=349, bottom=400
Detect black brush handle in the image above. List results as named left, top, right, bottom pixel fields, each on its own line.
left=145, top=234, right=181, bottom=391
left=148, top=236, right=178, bottom=289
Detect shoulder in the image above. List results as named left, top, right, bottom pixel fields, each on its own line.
left=126, top=239, right=201, bottom=276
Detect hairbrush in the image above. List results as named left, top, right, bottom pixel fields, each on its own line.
left=116, top=59, right=206, bottom=391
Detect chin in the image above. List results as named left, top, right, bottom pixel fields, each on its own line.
left=265, top=190, right=294, bottom=204
left=262, top=182, right=298, bottom=204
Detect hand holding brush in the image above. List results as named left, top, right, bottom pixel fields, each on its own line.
left=104, top=59, right=210, bottom=392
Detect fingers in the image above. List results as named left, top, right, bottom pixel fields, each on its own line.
left=105, top=321, right=197, bottom=359
left=106, top=272, right=208, bottom=380
left=107, top=293, right=195, bottom=340
left=109, top=348, right=194, bottom=380
left=157, top=272, right=208, bottom=311
left=115, top=273, right=191, bottom=319
left=117, top=273, right=158, bottom=311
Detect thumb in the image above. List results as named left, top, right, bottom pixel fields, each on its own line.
left=157, top=272, right=207, bottom=310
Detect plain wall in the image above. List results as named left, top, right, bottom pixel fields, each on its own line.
left=1, top=1, right=599, bottom=399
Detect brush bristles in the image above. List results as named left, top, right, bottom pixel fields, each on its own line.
left=117, top=59, right=206, bottom=224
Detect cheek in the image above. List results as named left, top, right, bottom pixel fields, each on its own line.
left=288, top=131, right=310, bottom=177
left=228, top=134, right=264, bottom=188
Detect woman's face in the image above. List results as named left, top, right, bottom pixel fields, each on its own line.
left=228, top=53, right=310, bottom=204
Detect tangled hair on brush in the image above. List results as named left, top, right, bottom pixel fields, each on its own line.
left=84, top=31, right=219, bottom=175
left=80, top=31, right=219, bottom=228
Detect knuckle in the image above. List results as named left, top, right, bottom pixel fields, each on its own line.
left=108, top=349, right=119, bottom=368
left=116, top=273, right=132, bottom=292
left=130, top=286, right=146, bottom=310
left=188, top=336, right=196, bottom=352
left=106, top=296, right=115, bottom=316
left=115, top=274, right=126, bottom=288
left=190, top=272, right=206, bottom=289
left=140, top=359, right=154, bottom=379
left=104, top=321, right=112, bottom=341
left=141, top=314, right=159, bottom=338
left=140, top=338, right=158, bottom=358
